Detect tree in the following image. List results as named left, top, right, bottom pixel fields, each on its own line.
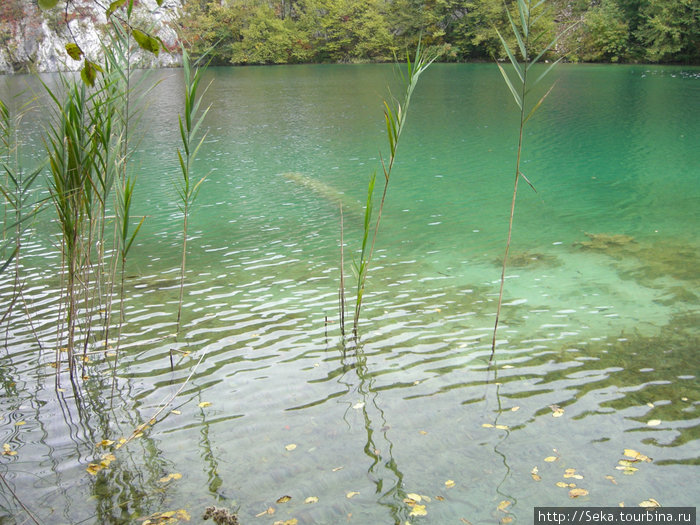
left=580, top=0, right=630, bottom=62
left=637, top=0, right=700, bottom=62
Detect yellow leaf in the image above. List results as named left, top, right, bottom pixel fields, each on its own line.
left=176, top=509, right=191, bottom=520
left=501, top=517, right=514, bottom=524
left=346, top=491, right=360, bottom=499
left=495, top=425, right=509, bottom=430
left=511, top=406, right=520, bottom=411
left=332, top=466, right=344, bottom=472
left=552, top=408, right=564, bottom=418
left=158, top=473, right=182, bottom=483
left=445, top=480, right=455, bottom=488
left=305, top=496, right=318, bottom=504
left=639, top=498, right=660, bottom=508
left=605, top=475, right=617, bottom=485
left=198, top=401, right=212, bottom=408
left=421, top=495, right=431, bottom=503
left=460, top=519, right=472, bottom=524
left=623, top=449, right=652, bottom=462
left=86, top=463, right=102, bottom=475
left=15, top=421, right=25, bottom=426
left=435, top=495, right=445, bottom=501
left=569, top=488, right=589, bottom=498
left=497, top=500, right=511, bottom=512
left=544, top=456, right=558, bottom=462
left=646, top=419, right=661, bottom=427
left=276, top=495, right=292, bottom=503
left=406, top=493, right=422, bottom=502
left=617, top=466, right=639, bottom=474
left=284, top=520, right=298, bottom=525
left=2, top=444, right=17, bottom=456
left=556, top=482, right=570, bottom=488
left=409, top=504, right=427, bottom=517
left=481, top=423, right=494, bottom=428
left=97, top=439, right=114, bottom=448
left=531, top=473, right=541, bottom=481
left=171, top=410, right=181, bottom=415
left=285, top=443, right=297, bottom=451
left=419, top=430, right=428, bottom=435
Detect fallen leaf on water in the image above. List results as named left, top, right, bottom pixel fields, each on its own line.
left=497, top=500, right=511, bottom=512
left=639, top=498, right=660, bottom=508
left=646, top=402, right=654, bottom=408
left=646, top=419, right=661, bottom=427
left=158, top=473, right=182, bottom=483
left=421, top=495, right=432, bottom=503
left=272, top=520, right=298, bottom=525
left=445, top=480, right=455, bottom=488
left=544, top=456, right=558, bottom=462
left=552, top=408, right=565, bottom=418
left=86, top=463, right=102, bottom=475
left=511, top=406, right=520, bottom=412
left=276, top=495, right=292, bottom=503
left=563, top=468, right=583, bottom=479
left=616, top=466, right=638, bottom=475
left=352, top=402, right=365, bottom=410
left=460, top=519, right=472, bottom=524
left=171, top=410, right=181, bottom=415
left=495, top=425, right=509, bottom=430
left=305, top=496, right=318, bottom=504
left=409, top=504, right=427, bottom=517
left=332, top=466, right=344, bottom=472
left=197, top=401, right=211, bottom=408
left=556, top=482, right=574, bottom=488
left=531, top=466, right=541, bottom=481
left=14, top=421, right=25, bottom=427
left=285, top=443, right=297, bottom=451
left=482, top=423, right=494, bottom=428
left=255, top=507, right=275, bottom=517
left=501, top=517, right=514, bottom=524
left=623, top=449, right=652, bottom=462
left=2, top=444, right=17, bottom=456
left=569, top=488, right=589, bottom=498
left=406, top=493, right=422, bottom=502
left=435, top=496, right=445, bottom=501
left=605, top=475, right=617, bottom=485
left=346, top=491, right=360, bottom=499
left=419, top=430, right=428, bottom=435
left=96, top=439, right=114, bottom=448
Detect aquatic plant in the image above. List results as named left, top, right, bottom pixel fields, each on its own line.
left=351, top=43, right=438, bottom=335
left=490, top=0, right=576, bottom=360
left=175, top=47, right=211, bottom=333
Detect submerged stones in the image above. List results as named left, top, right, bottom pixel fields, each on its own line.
left=574, top=232, right=636, bottom=251
left=203, top=506, right=239, bottom=525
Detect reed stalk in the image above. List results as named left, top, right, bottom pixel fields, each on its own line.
left=175, top=48, right=211, bottom=333
left=351, top=43, right=438, bottom=335
left=490, top=0, right=576, bottom=360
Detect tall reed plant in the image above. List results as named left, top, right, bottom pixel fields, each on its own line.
left=175, top=48, right=211, bottom=333
left=351, top=43, right=438, bottom=335
left=490, top=0, right=576, bottom=360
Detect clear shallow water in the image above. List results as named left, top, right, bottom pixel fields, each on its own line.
left=0, top=64, right=698, bottom=524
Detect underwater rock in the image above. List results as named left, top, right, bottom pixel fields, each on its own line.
left=203, top=506, right=239, bottom=525
left=282, top=172, right=364, bottom=219
left=574, top=232, right=636, bottom=251
left=498, top=250, right=562, bottom=268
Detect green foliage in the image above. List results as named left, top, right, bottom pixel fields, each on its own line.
left=637, top=0, right=700, bottom=63
left=580, top=0, right=630, bottom=62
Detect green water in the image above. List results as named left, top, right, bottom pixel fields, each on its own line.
left=0, top=63, right=698, bottom=524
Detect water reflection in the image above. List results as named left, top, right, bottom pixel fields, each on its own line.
left=337, top=339, right=410, bottom=524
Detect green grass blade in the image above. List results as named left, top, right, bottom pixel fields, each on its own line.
left=496, top=62, right=522, bottom=109
left=495, top=28, right=524, bottom=82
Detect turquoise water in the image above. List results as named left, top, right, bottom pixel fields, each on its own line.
left=0, top=63, right=698, bottom=524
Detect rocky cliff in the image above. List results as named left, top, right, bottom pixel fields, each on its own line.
left=0, top=0, right=182, bottom=74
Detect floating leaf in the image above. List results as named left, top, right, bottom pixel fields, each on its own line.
left=352, top=402, right=364, bottom=409
left=65, top=43, right=83, bottom=61
left=530, top=466, right=541, bottom=481
left=497, top=500, right=511, bottom=512
left=15, top=421, right=25, bottom=426
left=255, top=507, right=275, bottom=517
left=556, top=482, right=575, bottom=488
left=647, top=419, right=661, bottom=426
left=552, top=408, right=565, bottom=418
left=511, top=406, right=520, bottom=411
left=2, top=444, right=17, bottom=456
left=86, top=463, right=102, bottom=475
left=285, top=443, right=297, bottom=451
left=639, top=498, right=660, bottom=508
left=97, top=439, right=115, bottom=448
left=569, top=488, right=589, bottom=498
left=158, top=473, right=182, bottom=483
left=276, top=495, right=292, bottom=503
left=544, top=456, right=558, bottom=462
left=605, top=475, right=618, bottom=484
left=623, top=449, right=652, bottom=462
left=563, top=468, right=583, bottom=479
left=501, top=518, right=514, bottom=524
left=495, top=424, right=510, bottom=430
left=346, top=491, right=360, bottom=499
left=481, top=423, right=494, bottom=428
left=332, top=466, right=343, bottom=472
left=304, top=496, right=318, bottom=504
left=445, top=480, right=455, bottom=488
left=409, top=504, right=427, bottom=517
left=406, top=493, right=422, bottom=502
left=616, top=466, right=639, bottom=475
left=198, top=401, right=212, bottom=408
left=171, top=410, right=181, bottom=415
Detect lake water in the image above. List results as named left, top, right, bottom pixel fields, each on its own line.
left=1, top=63, right=698, bottom=524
